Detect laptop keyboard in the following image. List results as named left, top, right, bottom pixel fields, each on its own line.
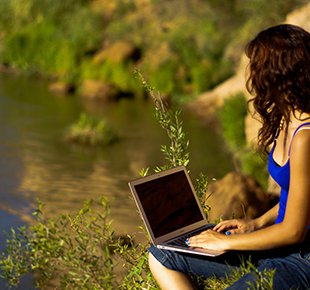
left=167, top=234, right=192, bottom=247
left=166, top=224, right=214, bottom=248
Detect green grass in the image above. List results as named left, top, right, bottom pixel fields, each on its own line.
left=65, top=113, right=118, bottom=146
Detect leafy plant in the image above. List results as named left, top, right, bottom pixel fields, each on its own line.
left=115, top=233, right=158, bottom=289
left=135, top=69, right=190, bottom=173
left=0, top=198, right=115, bottom=289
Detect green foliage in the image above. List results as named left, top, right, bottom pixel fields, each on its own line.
left=0, top=198, right=116, bottom=289
left=218, top=92, right=268, bottom=189
left=115, top=233, right=159, bottom=289
left=0, top=199, right=275, bottom=290
left=135, top=70, right=190, bottom=172
left=238, top=149, right=269, bottom=190
left=0, top=0, right=305, bottom=98
left=80, top=60, right=140, bottom=94
left=65, top=113, right=118, bottom=146
left=219, top=92, right=247, bottom=151
left=146, top=60, right=179, bottom=95
left=0, top=0, right=103, bottom=83
left=3, top=22, right=76, bottom=76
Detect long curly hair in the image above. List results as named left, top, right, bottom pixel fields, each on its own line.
left=245, top=24, right=310, bottom=153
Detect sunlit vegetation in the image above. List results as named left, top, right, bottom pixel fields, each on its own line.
left=65, top=113, right=118, bottom=146
left=0, top=0, right=305, bottom=100
left=0, top=198, right=274, bottom=290
left=218, top=93, right=268, bottom=189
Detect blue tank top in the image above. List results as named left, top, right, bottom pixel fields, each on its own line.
left=268, top=122, right=310, bottom=224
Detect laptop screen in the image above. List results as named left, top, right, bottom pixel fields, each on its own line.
left=134, top=170, right=204, bottom=238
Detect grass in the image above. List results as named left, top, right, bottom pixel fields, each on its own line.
left=65, top=113, right=118, bottom=146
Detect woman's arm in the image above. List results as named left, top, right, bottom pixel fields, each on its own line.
left=189, top=130, right=310, bottom=251
left=253, top=203, right=279, bottom=228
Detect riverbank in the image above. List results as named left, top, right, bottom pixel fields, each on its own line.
left=0, top=0, right=304, bottom=103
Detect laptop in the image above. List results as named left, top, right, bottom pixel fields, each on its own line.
left=128, top=166, right=226, bottom=257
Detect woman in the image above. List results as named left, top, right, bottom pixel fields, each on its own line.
left=148, top=24, right=310, bottom=289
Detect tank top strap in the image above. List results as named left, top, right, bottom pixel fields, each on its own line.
left=288, top=122, right=310, bottom=156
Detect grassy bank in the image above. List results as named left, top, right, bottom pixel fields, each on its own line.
left=218, top=93, right=268, bottom=189
left=0, top=0, right=305, bottom=100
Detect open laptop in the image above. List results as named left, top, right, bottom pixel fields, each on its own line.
left=128, top=166, right=226, bottom=257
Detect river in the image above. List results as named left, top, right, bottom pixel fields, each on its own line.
left=0, top=72, right=233, bottom=286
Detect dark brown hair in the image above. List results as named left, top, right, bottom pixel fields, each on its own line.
left=245, top=24, right=310, bottom=153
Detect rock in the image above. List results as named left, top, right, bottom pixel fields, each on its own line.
left=286, top=2, right=310, bottom=33
left=203, top=172, right=278, bottom=222
left=80, top=79, right=119, bottom=100
left=48, top=81, right=75, bottom=96
left=187, top=54, right=250, bottom=124
left=93, top=41, right=140, bottom=64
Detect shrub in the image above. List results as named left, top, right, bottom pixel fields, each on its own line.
left=218, top=93, right=268, bottom=189
left=219, top=92, right=247, bottom=151
left=0, top=0, right=103, bottom=83
left=80, top=60, right=140, bottom=95
left=65, top=113, right=118, bottom=146
left=0, top=198, right=116, bottom=289
left=2, top=22, right=75, bottom=74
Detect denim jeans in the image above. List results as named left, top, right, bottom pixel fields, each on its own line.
left=149, top=244, right=310, bottom=289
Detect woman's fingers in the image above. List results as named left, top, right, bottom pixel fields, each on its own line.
left=213, top=219, right=239, bottom=232
left=188, top=230, right=228, bottom=251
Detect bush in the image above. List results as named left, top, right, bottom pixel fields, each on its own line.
left=80, top=60, right=140, bottom=94
left=0, top=0, right=103, bottom=83
left=2, top=22, right=76, bottom=76
left=65, top=113, right=118, bottom=146
left=0, top=198, right=115, bottom=289
left=0, top=198, right=158, bottom=289
left=218, top=93, right=268, bottom=189
left=0, top=0, right=306, bottom=99
left=219, top=92, right=247, bottom=151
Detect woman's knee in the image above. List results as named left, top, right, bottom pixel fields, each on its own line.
left=148, top=252, right=159, bottom=271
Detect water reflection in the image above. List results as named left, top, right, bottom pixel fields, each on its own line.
left=0, top=73, right=233, bottom=244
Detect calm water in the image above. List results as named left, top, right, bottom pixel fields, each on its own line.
left=0, top=73, right=233, bottom=244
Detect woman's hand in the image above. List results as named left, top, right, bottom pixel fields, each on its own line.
left=187, top=219, right=258, bottom=251
left=213, top=218, right=258, bottom=235
left=188, top=230, right=229, bottom=251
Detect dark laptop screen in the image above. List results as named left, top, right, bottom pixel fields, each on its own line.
left=134, top=170, right=204, bottom=238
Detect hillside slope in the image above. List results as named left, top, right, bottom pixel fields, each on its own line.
left=189, top=1, right=310, bottom=145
